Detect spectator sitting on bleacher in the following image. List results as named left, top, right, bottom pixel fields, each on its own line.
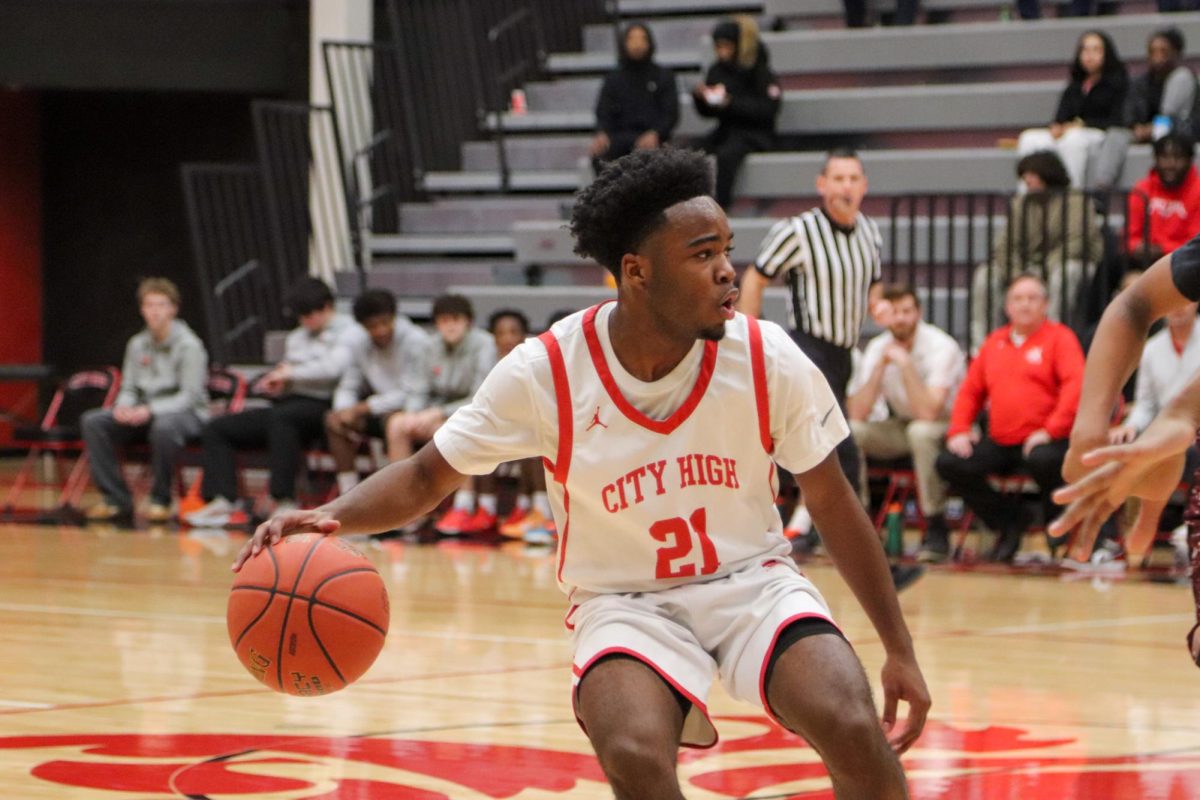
left=847, top=285, right=966, bottom=564
left=970, top=150, right=1103, bottom=349
left=373, top=294, right=496, bottom=535
left=1106, top=301, right=1200, bottom=564
left=326, top=289, right=430, bottom=497
left=1016, top=30, right=1127, bottom=189
left=937, top=273, right=1085, bottom=564
left=82, top=277, right=209, bottom=523
left=692, top=16, right=781, bottom=209
left=1127, top=132, right=1200, bottom=269
left=590, top=22, right=679, bottom=174
left=1094, top=27, right=1197, bottom=190
left=185, top=277, right=356, bottom=527
left=842, top=0, right=918, bottom=27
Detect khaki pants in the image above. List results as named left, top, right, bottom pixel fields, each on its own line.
left=850, top=418, right=949, bottom=517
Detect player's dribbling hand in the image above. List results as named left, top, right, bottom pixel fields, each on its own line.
left=880, top=652, right=930, bottom=754
left=232, top=509, right=340, bottom=572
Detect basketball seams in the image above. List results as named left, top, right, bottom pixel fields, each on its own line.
left=307, top=601, right=347, bottom=685
left=232, top=542, right=281, bottom=650
left=231, top=570, right=388, bottom=635
left=274, top=536, right=325, bottom=689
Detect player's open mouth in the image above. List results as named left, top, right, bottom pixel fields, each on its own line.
left=720, top=292, right=737, bottom=320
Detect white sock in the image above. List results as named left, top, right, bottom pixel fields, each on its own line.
left=337, top=471, right=359, bottom=494
left=515, top=494, right=531, bottom=511
left=787, top=505, right=812, bottom=534
left=478, top=493, right=497, bottom=515
left=454, top=490, right=475, bottom=512
left=533, top=491, right=552, bottom=518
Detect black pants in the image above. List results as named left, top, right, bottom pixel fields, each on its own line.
left=935, top=435, right=1069, bottom=532
left=200, top=394, right=329, bottom=502
left=701, top=128, right=773, bottom=209
left=592, top=130, right=642, bottom=174
left=843, top=0, right=919, bottom=25
left=790, top=329, right=860, bottom=492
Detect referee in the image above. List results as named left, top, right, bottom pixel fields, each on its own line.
left=738, top=147, right=882, bottom=492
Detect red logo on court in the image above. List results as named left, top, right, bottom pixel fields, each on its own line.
left=586, top=406, right=608, bottom=431
left=5, top=719, right=1200, bottom=798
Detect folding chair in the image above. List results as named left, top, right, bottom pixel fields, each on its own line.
left=3, top=367, right=120, bottom=515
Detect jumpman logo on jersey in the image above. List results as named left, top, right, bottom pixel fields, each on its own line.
left=586, top=406, right=608, bottom=431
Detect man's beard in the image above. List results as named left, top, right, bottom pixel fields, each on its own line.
left=699, top=322, right=727, bottom=341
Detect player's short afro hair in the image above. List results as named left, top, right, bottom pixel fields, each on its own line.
left=570, top=148, right=714, bottom=281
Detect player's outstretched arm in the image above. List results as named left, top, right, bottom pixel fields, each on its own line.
left=1050, top=393, right=1200, bottom=555
left=232, top=442, right=467, bottom=571
left=1066, top=256, right=1188, bottom=482
left=797, top=451, right=930, bottom=753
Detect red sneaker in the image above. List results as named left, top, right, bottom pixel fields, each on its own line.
left=464, top=508, right=498, bottom=534
left=435, top=507, right=474, bottom=535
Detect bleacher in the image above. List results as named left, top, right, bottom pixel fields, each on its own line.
left=350, top=2, right=1198, bottom=326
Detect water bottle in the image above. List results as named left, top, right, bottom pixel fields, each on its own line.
left=885, top=503, right=904, bottom=558
left=1153, top=114, right=1172, bottom=141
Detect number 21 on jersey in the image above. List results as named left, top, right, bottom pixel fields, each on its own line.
left=650, top=507, right=718, bottom=579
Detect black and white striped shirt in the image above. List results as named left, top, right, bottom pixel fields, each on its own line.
left=753, top=208, right=882, bottom=349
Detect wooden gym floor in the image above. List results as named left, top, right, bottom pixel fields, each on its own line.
left=2, top=494, right=1200, bottom=797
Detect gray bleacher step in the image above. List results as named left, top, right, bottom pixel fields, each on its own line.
left=737, top=146, right=1152, bottom=197
left=345, top=260, right=531, bottom=301
left=617, top=0, right=764, bottom=14
left=424, top=146, right=1153, bottom=198
left=513, top=213, right=1129, bottom=265
left=524, top=73, right=702, bottom=111
left=582, top=17, right=772, bottom=54
left=400, top=196, right=568, bottom=233
left=548, top=48, right=701, bottom=75
left=463, top=137, right=590, bottom=171
left=490, top=80, right=1061, bottom=136
left=765, top=0, right=1081, bottom=15
left=366, top=233, right=515, bottom=256
left=763, top=14, right=1200, bottom=75
left=422, top=170, right=582, bottom=193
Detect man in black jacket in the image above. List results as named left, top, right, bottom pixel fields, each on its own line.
left=693, top=16, right=782, bottom=209
left=590, top=22, right=679, bottom=172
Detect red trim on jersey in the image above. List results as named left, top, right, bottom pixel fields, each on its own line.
left=581, top=303, right=718, bottom=435
left=571, top=646, right=719, bottom=749
left=745, top=314, right=774, bottom=455
left=757, top=612, right=843, bottom=729
left=538, top=330, right=575, bottom=586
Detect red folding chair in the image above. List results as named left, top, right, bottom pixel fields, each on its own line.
left=3, top=367, right=120, bottom=514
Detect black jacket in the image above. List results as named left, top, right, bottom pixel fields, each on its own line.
left=693, top=46, right=781, bottom=136
left=1053, top=72, right=1127, bottom=130
left=594, top=25, right=679, bottom=141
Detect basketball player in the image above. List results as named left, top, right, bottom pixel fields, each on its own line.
left=234, top=148, right=929, bottom=797
left=1052, top=233, right=1200, bottom=667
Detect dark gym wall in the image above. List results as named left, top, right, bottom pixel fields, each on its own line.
left=7, top=1, right=310, bottom=373
left=41, top=92, right=262, bottom=371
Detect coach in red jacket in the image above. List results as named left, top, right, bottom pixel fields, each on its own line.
left=936, top=273, right=1085, bottom=563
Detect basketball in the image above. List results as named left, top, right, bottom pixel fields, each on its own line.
left=227, top=533, right=390, bottom=696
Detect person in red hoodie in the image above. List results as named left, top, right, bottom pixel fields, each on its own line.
left=936, top=273, right=1086, bottom=562
left=1127, top=132, right=1200, bottom=269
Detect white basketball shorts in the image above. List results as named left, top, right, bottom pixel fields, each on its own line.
left=568, top=555, right=838, bottom=748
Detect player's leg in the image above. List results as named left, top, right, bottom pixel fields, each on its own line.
left=576, top=654, right=687, bottom=800
left=765, top=626, right=907, bottom=799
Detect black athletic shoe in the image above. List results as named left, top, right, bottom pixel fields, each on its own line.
left=890, top=563, right=925, bottom=592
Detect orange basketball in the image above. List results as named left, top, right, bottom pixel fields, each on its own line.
left=227, top=533, right=389, bottom=696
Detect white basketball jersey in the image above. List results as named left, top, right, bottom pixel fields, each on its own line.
left=538, top=303, right=792, bottom=597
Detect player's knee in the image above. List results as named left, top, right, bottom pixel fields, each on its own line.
left=594, top=729, right=677, bottom=792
